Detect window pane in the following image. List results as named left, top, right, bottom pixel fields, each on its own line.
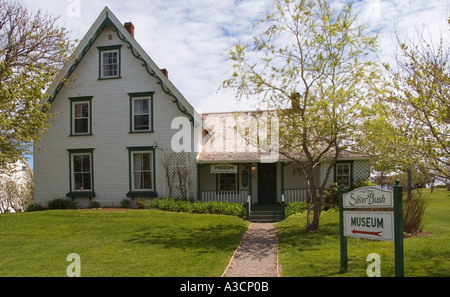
left=74, top=119, right=88, bottom=133
left=74, top=103, right=89, bottom=119
left=142, top=153, right=151, bottom=171
left=140, top=99, right=149, bottom=114
left=73, top=155, right=82, bottom=172
left=83, top=173, right=91, bottom=190
left=134, top=115, right=149, bottom=130
left=74, top=173, right=83, bottom=190
left=143, top=172, right=152, bottom=189
left=133, top=153, right=143, bottom=171
left=82, top=155, right=90, bottom=172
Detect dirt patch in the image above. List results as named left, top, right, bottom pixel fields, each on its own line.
left=404, top=230, right=432, bottom=238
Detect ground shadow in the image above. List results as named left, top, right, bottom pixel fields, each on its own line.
left=125, top=223, right=248, bottom=253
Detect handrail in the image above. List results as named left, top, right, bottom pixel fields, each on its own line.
left=246, top=195, right=251, bottom=220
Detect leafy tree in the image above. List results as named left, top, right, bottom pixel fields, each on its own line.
left=223, top=0, right=382, bottom=231
left=365, top=17, right=450, bottom=197
left=0, top=0, right=73, bottom=169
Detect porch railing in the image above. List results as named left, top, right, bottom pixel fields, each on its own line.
left=284, top=188, right=321, bottom=204
left=200, top=190, right=249, bottom=204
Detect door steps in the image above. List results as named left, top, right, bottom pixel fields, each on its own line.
left=248, top=204, right=284, bottom=222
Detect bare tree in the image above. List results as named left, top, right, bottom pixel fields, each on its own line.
left=0, top=0, right=74, bottom=167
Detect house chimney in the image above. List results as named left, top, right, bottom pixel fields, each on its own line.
left=160, top=68, right=168, bottom=78
left=124, top=22, right=134, bottom=38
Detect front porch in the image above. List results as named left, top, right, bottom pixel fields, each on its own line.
left=197, top=162, right=323, bottom=204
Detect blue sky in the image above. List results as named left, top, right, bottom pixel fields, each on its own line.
left=17, top=0, right=449, bottom=168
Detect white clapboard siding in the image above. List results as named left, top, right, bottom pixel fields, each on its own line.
left=34, top=22, right=197, bottom=208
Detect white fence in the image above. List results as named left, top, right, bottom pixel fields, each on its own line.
left=200, top=190, right=249, bottom=204
left=284, top=188, right=321, bottom=204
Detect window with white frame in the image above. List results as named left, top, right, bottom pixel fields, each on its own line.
left=69, top=97, right=92, bottom=136
left=98, top=45, right=121, bottom=79
left=71, top=152, right=93, bottom=191
left=73, top=101, right=90, bottom=134
left=129, top=92, right=154, bottom=132
left=133, top=98, right=150, bottom=131
left=336, top=163, right=351, bottom=188
left=132, top=151, right=153, bottom=191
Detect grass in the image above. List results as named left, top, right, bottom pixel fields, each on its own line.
left=276, top=188, right=450, bottom=277
left=0, top=209, right=249, bottom=277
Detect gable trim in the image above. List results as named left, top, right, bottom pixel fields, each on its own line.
left=47, top=9, right=196, bottom=126
left=112, top=27, right=195, bottom=125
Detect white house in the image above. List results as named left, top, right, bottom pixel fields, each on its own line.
left=34, top=7, right=200, bottom=208
left=34, top=7, right=373, bottom=214
left=1, top=158, right=33, bottom=213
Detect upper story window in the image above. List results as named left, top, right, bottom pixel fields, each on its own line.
left=98, top=45, right=122, bottom=79
left=129, top=92, right=154, bottom=133
left=69, top=96, right=92, bottom=136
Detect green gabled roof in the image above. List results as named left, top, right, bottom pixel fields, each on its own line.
left=46, top=7, right=199, bottom=126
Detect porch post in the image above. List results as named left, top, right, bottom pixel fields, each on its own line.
left=197, top=164, right=201, bottom=201
left=247, top=163, right=252, bottom=197
left=281, top=162, right=285, bottom=197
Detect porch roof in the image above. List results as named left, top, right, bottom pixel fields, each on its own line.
left=196, top=149, right=374, bottom=164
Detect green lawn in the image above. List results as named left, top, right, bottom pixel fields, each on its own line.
left=276, top=188, right=450, bottom=277
left=0, top=209, right=249, bottom=277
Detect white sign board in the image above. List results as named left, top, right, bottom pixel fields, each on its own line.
left=343, top=186, right=393, bottom=208
left=211, top=164, right=238, bottom=174
left=344, top=211, right=394, bottom=241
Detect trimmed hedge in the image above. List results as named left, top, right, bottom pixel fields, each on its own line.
left=144, top=198, right=246, bottom=219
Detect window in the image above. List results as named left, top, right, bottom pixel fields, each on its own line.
left=73, top=154, right=92, bottom=190
left=129, top=92, right=154, bottom=132
left=67, top=149, right=95, bottom=198
left=98, top=45, right=122, bottom=79
left=219, top=173, right=237, bottom=191
left=69, top=97, right=92, bottom=136
left=336, top=163, right=351, bottom=188
left=132, top=151, right=153, bottom=190
left=127, top=147, right=156, bottom=197
left=133, top=98, right=150, bottom=131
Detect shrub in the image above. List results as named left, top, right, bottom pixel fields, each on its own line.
left=89, top=201, right=101, bottom=208
left=403, top=191, right=428, bottom=235
left=285, top=201, right=308, bottom=217
left=120, top=199, right=131, bottom=208
left=25, top=203, right=46, bottom=212
left=135, top=197, right=149, bottom=209
left=47, top=198, right=78, bottom=210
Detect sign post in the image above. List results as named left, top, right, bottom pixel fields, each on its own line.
left=393, top=180, right=404, bottom=277
left=339, top=182, right=404, bottom=276
left=338, top=185, right=347, bottom=272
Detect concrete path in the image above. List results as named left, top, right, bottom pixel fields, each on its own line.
left=223, top=223, right=280, bottom=277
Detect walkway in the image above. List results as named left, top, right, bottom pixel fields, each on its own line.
left=222, top=223, right=280, bottom=277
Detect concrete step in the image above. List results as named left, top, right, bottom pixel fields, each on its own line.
left=248, top=204, right=284, bottom=222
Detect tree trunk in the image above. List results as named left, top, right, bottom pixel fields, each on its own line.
left=305, top=175, right=321, bottom=232
left=407, top=169, right=413, bottom=201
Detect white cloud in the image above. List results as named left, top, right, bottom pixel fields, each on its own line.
left=16, top=0, right=449, bottom=113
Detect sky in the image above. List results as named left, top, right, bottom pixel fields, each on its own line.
left=17, top=0, right=449, bottom=113
left=15, top=0, right=449, bottom=167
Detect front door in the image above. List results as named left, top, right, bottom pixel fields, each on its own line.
left=258, top=163, right=277, bottom=204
